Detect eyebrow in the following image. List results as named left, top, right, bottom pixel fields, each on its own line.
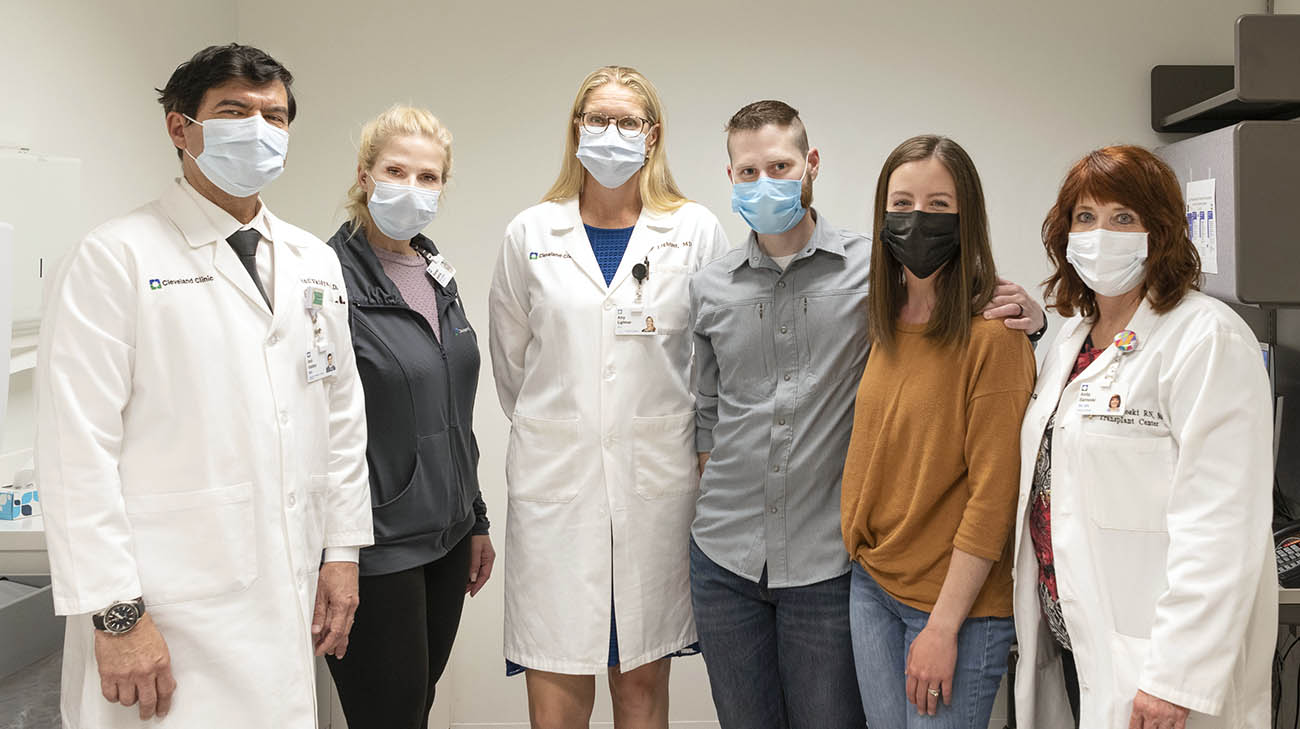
left=212, top=99, right=289, bottom=115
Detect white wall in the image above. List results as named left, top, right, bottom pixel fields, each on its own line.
left=235, top=1, right=1262, bottom=726
left=5, top=0, right=1276, bottom=726
left=1, top=0, right=239, bottom=457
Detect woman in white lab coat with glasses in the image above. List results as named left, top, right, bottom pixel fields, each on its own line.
left=1012, top=145, right=1276, bottom=729
left=488, top=66, right=728, bottom=728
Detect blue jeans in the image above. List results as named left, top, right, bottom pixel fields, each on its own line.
left=849, top=563, right=1014, bottom=729
left=689, top=539, right=865, bottom=729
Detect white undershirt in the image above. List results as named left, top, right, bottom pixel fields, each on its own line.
left=772, top=253, right=797, bottom=270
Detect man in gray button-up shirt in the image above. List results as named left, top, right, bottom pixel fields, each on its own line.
left=687, top=101, right=869, bottom=729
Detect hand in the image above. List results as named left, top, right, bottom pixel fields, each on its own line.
left=312, top=561, right=360, bottom=659
left=467, top=534, right=496, bottom=597
left=94, top=613, right=176, bottom=720
left=981, top=277, right=1046, bottom=334
left=1128, top=690, right=1190, bottom=729
left=905, top=622, right=958, bottom=716
left=697, top=452, right=711, bottom=475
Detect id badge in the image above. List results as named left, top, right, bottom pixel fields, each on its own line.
left=306, top=348, right=337, bottom=383
left=615, top=307, right=658, bottom=336
left=1074, top=382, right=1100, bottom=415
left=1091, top=385, right=1128, bottom=416
left=426, top=254, right=456, bottom=288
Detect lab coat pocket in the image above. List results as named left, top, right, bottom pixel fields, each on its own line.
left=124, top=482, right=257, bottom=606
left=631, top=411, right=699, bottom=500
left=648, top=269, right=690, bottom=331
left=303, top=475, right=329, bottom=571
left=1084, top=434, right=1174, bottom=638
left=507, top=414, right=583, bottom=503
left=1082, top=434, right=1174, bottom=532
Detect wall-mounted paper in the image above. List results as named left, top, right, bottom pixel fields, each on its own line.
left=1186, top=178, right=1218, bottom=274
left=0, top=222, right=12, bottom=452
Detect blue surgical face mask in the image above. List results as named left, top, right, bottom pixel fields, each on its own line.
left=730, top=164, right=808, bottom=235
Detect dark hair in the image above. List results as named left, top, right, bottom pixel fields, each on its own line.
left=156, top=43, right=296, bottom=158
left=1042, top=145, right=1201, bottom=318
left=725, top=100, right=809, bottom=157
left=867, top=135, right=998, bottom=352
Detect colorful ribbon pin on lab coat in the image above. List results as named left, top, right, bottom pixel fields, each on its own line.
left=1113, top=329, right=1138, bottom=353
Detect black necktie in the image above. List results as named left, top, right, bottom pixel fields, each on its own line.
left=226, top=229, right=272, bottom=310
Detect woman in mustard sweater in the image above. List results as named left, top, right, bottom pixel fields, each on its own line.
left=841, top=135, right=1036, bottom=729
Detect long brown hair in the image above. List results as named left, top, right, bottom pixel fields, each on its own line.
left=867, top=135, right=998, bottom=351
left=1041, top=145, right=1201, bottom=318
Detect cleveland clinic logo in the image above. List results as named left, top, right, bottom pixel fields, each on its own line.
left=148, top=275, right=214, bottom=291
left=528, top=251, right=571, bottom=261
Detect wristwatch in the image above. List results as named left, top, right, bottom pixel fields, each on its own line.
left=92, top=597, right=146, bottom=635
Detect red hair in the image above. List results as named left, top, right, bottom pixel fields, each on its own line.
left=1041, top=145, right=1201, bottom=318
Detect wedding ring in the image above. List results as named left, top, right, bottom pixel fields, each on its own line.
left=928, top=688, right=940, bottom=697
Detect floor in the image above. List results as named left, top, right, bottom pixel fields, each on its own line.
left=0, top=649, right=61, bottom=729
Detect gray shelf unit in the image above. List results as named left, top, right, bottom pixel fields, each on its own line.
left=1151, top=14, right=1300, bottom=134
left=1155, top=121, right=1300, bottom=307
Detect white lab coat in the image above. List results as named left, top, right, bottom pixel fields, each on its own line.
left=488, top=198, right=728, bottom=673
left=1012, top=292, right=1276, bottom=729
left=36, top=179, right=372, bottom=729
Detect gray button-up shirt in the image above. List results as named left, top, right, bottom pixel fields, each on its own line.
left=689, top=211, right=871, bottom=588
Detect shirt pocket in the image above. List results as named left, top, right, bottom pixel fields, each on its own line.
left=705, top=300, right=773, bottom=391
left=797, top=287, right=870, bottom=386
left=1080, top=433, right=1175, bottom=638
left=631, top=411, right=700, bottom=500
left=123, top=483, right=258, bottom=606
left=506, top=413, right=583, bottom=503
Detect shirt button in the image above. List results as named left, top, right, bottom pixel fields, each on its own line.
left=780, top=326, right=787, bottom=334
left=772, top=465, right=780, bottom=473
left=777, top=281, right=786, bottom=288
left=783, top=374, right=791, bottom=381
left=604, top=302, right=613, bottom=311
left=778, top=418, right=786, bottom=425
left=770, top=506, right=779, bottom=514
left=605, top=366, right=615, bottom=379
left=280, top=411, right=289, bottom=425
left=267, top=334, right=278, bottom=346
left=287, top=492, right=297, bottom=507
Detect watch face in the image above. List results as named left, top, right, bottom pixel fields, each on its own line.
left=104, top=603, right=140, bottom=633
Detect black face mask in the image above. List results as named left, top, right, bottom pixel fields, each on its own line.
left=881, top=211, right=960, bottom=279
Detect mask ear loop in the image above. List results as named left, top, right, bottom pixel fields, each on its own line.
left=179, top=114, right=205, bottom=164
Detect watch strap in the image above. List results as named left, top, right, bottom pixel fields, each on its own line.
left=92, top=597, right=146, bottom=633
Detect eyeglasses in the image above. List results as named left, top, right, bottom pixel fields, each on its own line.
left=576, top=112, right=652, bottom=139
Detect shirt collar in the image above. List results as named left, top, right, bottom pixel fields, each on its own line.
left=175, top=176, right=276, bottom=246
left=729, top=208, right=845, bottom=272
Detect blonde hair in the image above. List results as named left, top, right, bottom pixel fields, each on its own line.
left=543, top=66, right=687, bottom=213
left=345, top=104, right=453, bottom=233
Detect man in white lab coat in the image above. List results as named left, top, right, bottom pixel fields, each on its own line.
left=35, top=43, right=372, bottom=728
